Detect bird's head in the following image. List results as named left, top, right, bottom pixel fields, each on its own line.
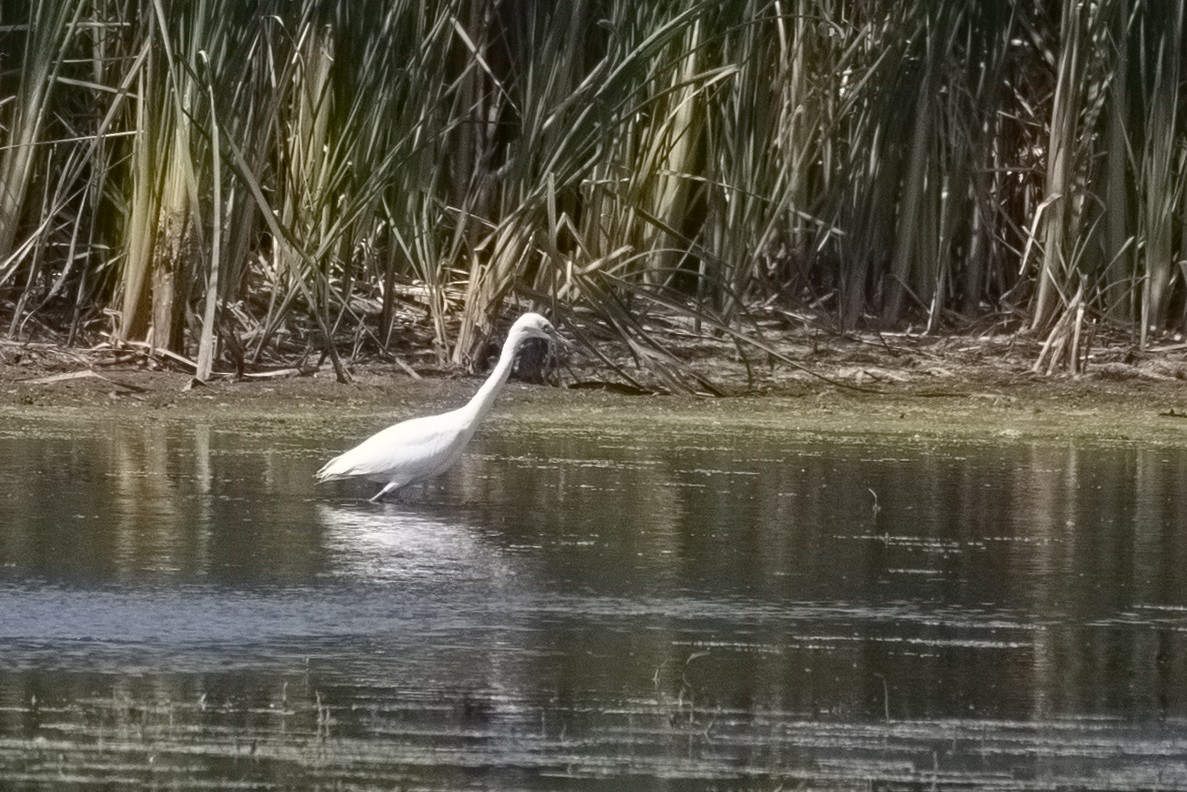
left=511, top=312, right=566, bottom=346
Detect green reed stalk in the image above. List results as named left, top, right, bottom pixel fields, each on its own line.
left=1031, top=0, right=1088, bottom=332
left=1137, top=4, right=1183, bottom=344
left=0, top=1, right=83, bottom=284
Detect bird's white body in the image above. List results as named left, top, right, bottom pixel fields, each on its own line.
left=315, top=312, right=562, bottom=501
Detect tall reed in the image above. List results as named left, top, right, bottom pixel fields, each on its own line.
left=1, top=0, right=1185, bottom=385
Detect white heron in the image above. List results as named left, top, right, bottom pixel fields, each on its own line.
left=315, top=312, right=565, bottom=502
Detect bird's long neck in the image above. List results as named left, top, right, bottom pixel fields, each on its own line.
left=460, top=329, right=523, bottom=425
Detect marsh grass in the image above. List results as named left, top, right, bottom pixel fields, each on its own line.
left=1, top=1, right=1185, bottom=387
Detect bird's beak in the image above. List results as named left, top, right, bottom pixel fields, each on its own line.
left=546, top=327, right=573, bottom=351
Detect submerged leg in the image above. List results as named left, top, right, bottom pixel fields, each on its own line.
left=369, top=481, right=403, bottom=503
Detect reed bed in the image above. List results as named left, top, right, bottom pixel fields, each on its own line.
left=1, top=0, right=1184, bottom=386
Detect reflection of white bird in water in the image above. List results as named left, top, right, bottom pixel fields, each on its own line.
left=315, top=312, right=565, bottom=502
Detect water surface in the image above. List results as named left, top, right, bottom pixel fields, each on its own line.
left=2, top=411, right=1186, bottom=789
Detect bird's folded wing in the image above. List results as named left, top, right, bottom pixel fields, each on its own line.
left=315, top=412, right=465, bottom=481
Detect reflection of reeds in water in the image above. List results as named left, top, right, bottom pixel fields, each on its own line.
left=4, top=679, right=1187, bottom=789
left=0, top=418, right=330, bottom=581
left=1016, top=442, right=1187, bottom=720
left=6, top=421, right=1187, bottom=782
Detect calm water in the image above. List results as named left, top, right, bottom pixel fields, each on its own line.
left=2, top=409, right=1187, bottom=790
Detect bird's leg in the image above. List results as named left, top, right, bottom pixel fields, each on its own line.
left=369, top=481, right=403, bottom=503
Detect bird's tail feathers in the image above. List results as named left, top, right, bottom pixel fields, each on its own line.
left=314, top=455, right=349, bottom=483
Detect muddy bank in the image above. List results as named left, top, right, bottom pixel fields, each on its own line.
left=2, top=330, right=1186, bottom=446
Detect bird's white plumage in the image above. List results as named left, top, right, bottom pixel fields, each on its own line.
left=316, top=408, right=472, bottom=485
left=315, top=312, right=562, bottom=501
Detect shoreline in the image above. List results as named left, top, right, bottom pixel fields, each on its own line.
left=4, top=325, right=1187, bottom=449
left=2, top=357, right=1186, bottom=448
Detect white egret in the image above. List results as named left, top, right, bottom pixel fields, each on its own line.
left=315, top=312, right=565, bottom=502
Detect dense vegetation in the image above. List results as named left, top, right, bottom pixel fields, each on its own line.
left=1, top=1, right=1185, bottom=385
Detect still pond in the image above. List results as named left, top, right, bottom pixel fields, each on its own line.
left=1, top=406, right=1187, bottom=790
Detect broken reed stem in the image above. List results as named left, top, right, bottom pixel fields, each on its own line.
left=1033, top=284, right=1086, bottom=376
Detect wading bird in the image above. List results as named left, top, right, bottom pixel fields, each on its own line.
left=315, top=312, right=565, bottom=502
